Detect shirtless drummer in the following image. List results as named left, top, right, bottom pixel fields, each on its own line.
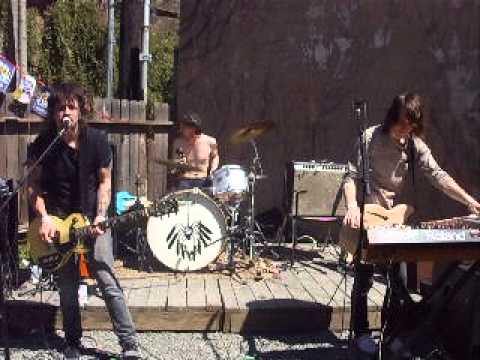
left=172, top=112, right=219, bottom=190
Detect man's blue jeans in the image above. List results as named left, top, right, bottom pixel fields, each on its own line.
left=57, top=229, right=137, bottom=348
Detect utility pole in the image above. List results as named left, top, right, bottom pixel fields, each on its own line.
left=141, top=0, right=151, bottom=102
left=106, top=0, right=115, bottom=99
left=18, top=0, right=26, bottom=75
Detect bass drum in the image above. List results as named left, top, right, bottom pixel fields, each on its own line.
left=147, top=189, right=227, bottom=271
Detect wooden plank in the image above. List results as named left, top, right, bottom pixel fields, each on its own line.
left=139, top=101, right=146, bottom=123
left=146, top=277, right=168, bottom=310
left=204, top=274, right=222, bottom=311
left=247, top=280, right=275, bottom=309
left=93, top=97, right=104, bottom=120
left=230, top=278, right=255, bottom=310
left=17, top=134, right=30, bottom=225
left=129, top=101, right=142, bottom=123
left=5, top=122, right=19, bottom=181
left=138, top=133, right=147, bottom=196
left=303, top=262, right=349, bottom=307
left=282, top=270, right=315, bottom=305
left=102, top=98, right=112, bottom=122
left=111, top=99, right=121, bottom=122
left=153, top=102, right=169, bottom=124
left=147, top=133, right=167, bottom=200
left=264, top=278, right=293, bottom=301
left=129, top=133, right=139, bottom=193
left=293, top=267, right=333, bottom=306
left=167, top=276, right=187, bottom=310
left=120, top=99, right=130, bottom=122
left=218, top=277, right=238, bottom=311
left=109, top=133, right=122, bottom=193
left=186, top=276, right=206, bottom=310
left=118, top=132, right=130, bottom=192
left=127, top=278, right=151, bottom=308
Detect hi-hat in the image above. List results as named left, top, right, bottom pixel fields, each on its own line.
left=229, top=121, right=275, bottom=144
left=155, top=158, right=201, bottom=172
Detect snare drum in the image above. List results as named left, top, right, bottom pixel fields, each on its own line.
left=211, top=165, right=248, bottom=204
left=147, top=189, right=226, bottom=271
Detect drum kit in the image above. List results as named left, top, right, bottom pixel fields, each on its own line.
left=146, top=121, right=274, bottom=272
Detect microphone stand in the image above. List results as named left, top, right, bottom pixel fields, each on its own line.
left=348, top=100, right=371, bottom=346
left=0, top=124, right=68, bottom=360
left=354, top=100, right=371, bottom=259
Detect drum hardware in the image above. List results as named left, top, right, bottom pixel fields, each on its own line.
left=120, top=174, right=152, bottom=272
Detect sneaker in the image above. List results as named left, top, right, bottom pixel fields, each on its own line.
left=63, top=344, right=81, bottom=360
left=122, top=343, right=142, bottom=359
left=355, top=334, right=378, bottom=355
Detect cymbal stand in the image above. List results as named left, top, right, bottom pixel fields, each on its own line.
left=132, top=175, right=151, bottom=272
left=245, top=140, right=267, bottom=260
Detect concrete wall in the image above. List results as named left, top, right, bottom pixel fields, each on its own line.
left=177, top=0, right=480, bottom=220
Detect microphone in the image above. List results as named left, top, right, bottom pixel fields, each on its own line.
left=62, top=116, right=72, bottom=129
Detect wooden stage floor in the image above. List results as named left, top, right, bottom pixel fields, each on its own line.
left=10, top=245, right=389, bottom=334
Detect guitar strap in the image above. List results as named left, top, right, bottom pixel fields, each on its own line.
left=78, top=126, right=90, bottom=221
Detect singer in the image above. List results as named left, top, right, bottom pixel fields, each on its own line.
left=171, top=112, right=219, bottom=190
left=26, top=82, right=141, bottom=360
left=342, top=93, right=480, bottom=356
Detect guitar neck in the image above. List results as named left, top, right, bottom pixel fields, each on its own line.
left=72, top=200, right=176, bottom=240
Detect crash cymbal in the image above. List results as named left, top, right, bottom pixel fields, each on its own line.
left=155, top=158, right=201, bottom=172
left=229, top=121, right=275, bottom=144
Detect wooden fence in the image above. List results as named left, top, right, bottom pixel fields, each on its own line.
left=0, top=94, right=173, bottom=227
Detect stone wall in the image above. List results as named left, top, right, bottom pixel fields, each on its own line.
left=177, top=0, right=480, bottom=219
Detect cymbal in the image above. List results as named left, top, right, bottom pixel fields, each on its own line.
left=155, top=158, right=201, bottom=172
left=229, top=121, right=275, bottom=144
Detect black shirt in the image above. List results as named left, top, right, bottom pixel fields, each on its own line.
left=29, top=127, right=112, bottom=220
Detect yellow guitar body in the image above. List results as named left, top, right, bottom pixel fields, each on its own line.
left=27, top=213, right=90, bottom=272
left=338, top=204, right=414, bottom=261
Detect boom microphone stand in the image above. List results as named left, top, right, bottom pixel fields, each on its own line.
left=0, top=120, right=71, bottom=360
left=348, top=101, right=371, bottom=345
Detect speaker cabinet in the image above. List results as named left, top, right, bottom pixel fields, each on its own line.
left=285, top=161, right=347, bottom=217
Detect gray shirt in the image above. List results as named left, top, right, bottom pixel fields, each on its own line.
left=346, top=125, right=450, bottom=209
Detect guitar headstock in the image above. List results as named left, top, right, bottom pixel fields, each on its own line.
left=148, top=198, right=179, bottom=217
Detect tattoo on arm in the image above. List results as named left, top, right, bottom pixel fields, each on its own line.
left=97, top=165, right=112, bottom=218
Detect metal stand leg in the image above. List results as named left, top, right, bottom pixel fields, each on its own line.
left=290, top=216, right=296, bottom=266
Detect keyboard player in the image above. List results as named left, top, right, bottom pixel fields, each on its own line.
left=342, top=93, right=480, bottom=356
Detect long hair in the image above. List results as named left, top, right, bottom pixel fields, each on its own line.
left=382, top=93, right=424, bottom=137
left=45, top=82, right=92, bottom=134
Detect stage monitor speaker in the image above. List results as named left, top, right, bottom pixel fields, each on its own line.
left=285, top=161, right=347, bottom=217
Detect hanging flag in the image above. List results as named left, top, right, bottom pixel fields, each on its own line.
left=0, top=56, right=16, bottom=94
left=31, top=85, right=50, bottom=118
left=12, top=73, right=37, bottom=104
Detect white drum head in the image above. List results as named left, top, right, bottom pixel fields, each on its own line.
left=147, top=189, right=226, bottom=271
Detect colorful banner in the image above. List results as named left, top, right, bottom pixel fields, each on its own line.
left=12, top=73, right=37, bottom=104
left=0, top=56, right=16, bottom=94
left=31, top=85, right=50, bottom=118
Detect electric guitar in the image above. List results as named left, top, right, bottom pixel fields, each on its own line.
left=27, top=198, right=178, bottom=272
left=338, top=203, right=414, bottom=260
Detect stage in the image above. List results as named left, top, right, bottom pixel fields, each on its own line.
left=9, top=245, right=392, bottom=335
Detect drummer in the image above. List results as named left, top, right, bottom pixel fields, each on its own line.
left=171, top=112, right=219, bottom=190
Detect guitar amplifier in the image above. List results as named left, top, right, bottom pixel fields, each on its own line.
left=285, top=161, right=347, bottom=217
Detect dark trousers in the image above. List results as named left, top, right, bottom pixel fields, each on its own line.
left=176, top=177, right=211, bottom=191
left=351, top=262, right=375, bottom=337
left=57, top=229, right=137, bottom=348
left=351, top=262, right=403, bottom=337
